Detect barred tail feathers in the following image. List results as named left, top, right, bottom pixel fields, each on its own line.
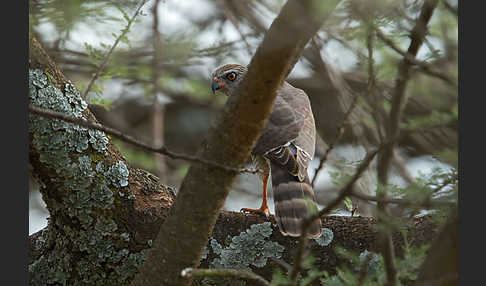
left=271, top=163, right=322, bottom=238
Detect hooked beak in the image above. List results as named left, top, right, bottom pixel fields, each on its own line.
left=211, top=77, right=226, bottom=95
left=211, top=80, right=220, bottom=94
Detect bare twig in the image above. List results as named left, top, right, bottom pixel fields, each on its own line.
left=324, top=31, right=368, bottom=63
left=391, top=149, right=415, bottom=185
left=216, top=0, right=253, bottom=55
left=81, top=0, right=147, bottom=99
left=375, top=28, right=414, bottom=185
left=366, top=25, right=385, bottom=142
left=441, top=0, right=458, bottom=17
left=317, top=148, right=381, bottom=219
left=431, top=171, right=458, bottom=195
left=350, top=191, right=455, bottom=208
left=195, top=35, right=257, bottom=57
left=365, top=24, right=418, bottom=190
left=181, top=268, right=270, bottom=286
left=310, top=38, right=360, bottom=188
left=28, top=105, right=261, bottom=174
left=151, top=0, right=167, bottom=180
left=375, top=28, right=457, bottom=88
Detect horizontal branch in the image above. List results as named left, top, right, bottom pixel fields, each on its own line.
left=28, top=105, right=261, bottom=174
left=350, top=191, right=455, bottom=208
left=30, top=206, right=441, bottom=284
left=310, top=40, right=360, bottom=188
left=350, top=165, right=457, bottom=208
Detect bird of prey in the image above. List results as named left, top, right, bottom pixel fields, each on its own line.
left=211, top=63, right=322, bottom=238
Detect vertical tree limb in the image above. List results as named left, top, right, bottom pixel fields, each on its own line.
left=130, top=1, right=341, bottom=285
left=376, top=1, right=439, bottom=285
left=151, top=0, right=167, bottom=180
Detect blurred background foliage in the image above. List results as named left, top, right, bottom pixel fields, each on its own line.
left=29, top=0, right=457, bottom=241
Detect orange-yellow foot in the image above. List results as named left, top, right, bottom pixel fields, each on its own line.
left=240, top=206, right=271, bottom=217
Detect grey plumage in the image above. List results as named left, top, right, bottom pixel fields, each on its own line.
left=212, top=64, right=322, bottom=238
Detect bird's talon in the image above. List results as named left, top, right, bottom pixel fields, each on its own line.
left=240, top=207, right=271, bottom=217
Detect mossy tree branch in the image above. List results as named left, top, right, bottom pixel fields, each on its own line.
left=28, top=33, right=175, bottom=285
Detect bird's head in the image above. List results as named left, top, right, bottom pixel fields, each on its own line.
left=211, top=64, right=248, bottom=96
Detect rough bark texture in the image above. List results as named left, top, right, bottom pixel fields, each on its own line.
left=28, top=34, right=176, bottom=285
left=415, top=212, right=458, bottom=286
left=204, top=212, right=439, bottom=280
left=30, top=198, right=440, bottom=285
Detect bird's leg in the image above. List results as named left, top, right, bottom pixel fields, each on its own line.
left=241, top=172, right=271, bottom=217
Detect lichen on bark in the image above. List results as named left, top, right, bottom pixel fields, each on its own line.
left=28, top=68, right=147, bottom=285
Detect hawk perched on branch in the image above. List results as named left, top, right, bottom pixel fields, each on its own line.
left=211, top=64, right=322, bottom=238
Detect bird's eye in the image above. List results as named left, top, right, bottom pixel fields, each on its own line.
left=226, top=72, right=237, bottom=81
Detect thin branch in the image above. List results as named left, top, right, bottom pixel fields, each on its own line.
left=28, top=105, right=261, bottom=175
left=366, top=25, right=385, bottom=142
left=350, top=191, right=455, bottom=208
left=181, top=268, right=270, bottom=286
left=391, top=149, right=415, bottom=185
left=290, top=147, right=381, bottom=285
left=216, top=0, right=253, bottom=55
left=324, top=31, right=368, bottom=63
left=310, top=107, right=353, bottom=188
left=310, top=38, right=360, bottom=188
left=151, top=0, right=167, bottom=180
left=401, top=120, right=454, bottom=134
left=364, top=24, right=418, bottom=188
left=376, top=1, right=440, bottom=285
left=357, top=253, right=373, bottom=286
left=431, top=171, right=458, bottom=195
left=195, top=35, right=257, bottom=57
left=441, top=0, right=458, bottom=17
left=81, top=0, right=147, bottom=99
left=375, top=27, right=457, bottom=88
left=317, top=148, right=381, bottom=218
left=377, top=0, right=441, bottom=190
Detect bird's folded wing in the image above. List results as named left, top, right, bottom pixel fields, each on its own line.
left=253, top=82, right=315, bottom=180
left=252, top=82, right=308, bottom=155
